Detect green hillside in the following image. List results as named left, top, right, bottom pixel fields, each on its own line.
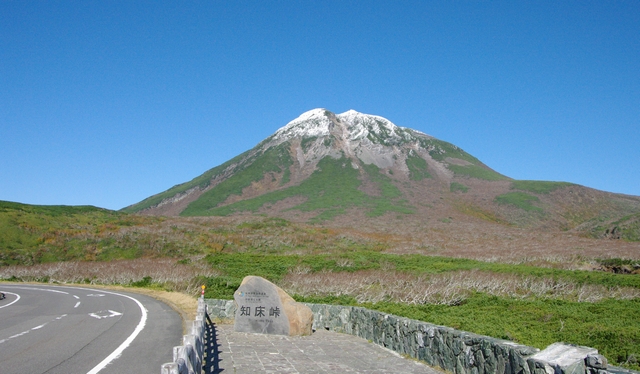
left=183, top=155, right=414, bottom=221
left=0, top=201, right=176, bottom=265
left=181, top=143, right=293, bottom=215
left=120, top=149, right=253, bottom=214
left=423, top=138, right=509, bottom=181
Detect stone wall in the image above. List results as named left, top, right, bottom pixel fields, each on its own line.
left=309, top=303, right=540, bottom=374
left=205, top=299, right=636, bottom=374
left=206, top=298, right=237, bottom=322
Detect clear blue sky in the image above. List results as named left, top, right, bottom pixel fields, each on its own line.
left=1, top=1, right=639, bottom=210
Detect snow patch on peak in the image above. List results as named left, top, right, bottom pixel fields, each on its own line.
left=270, top=108, right=432, bottom=146
left=273, top=108, right=334, bottom=141
left=335, top=110, right=402, bottom=141
left=337, top=110, right=432, bottom=139
left=337, top=110, right=396, bottom=128
left=289, top=108, right=330, bottom=125
left=339, top=109, right=360, bottom=117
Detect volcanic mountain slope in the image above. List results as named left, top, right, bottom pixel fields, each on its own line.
left=123, top=109, right=640, bottom=239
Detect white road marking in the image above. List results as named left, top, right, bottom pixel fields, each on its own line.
left=6, top=287, right=70, bottom=295
left=0, top=314, right=67, bottom=345
left=86, top=294, right=105, bottom=297
left=2, top=285, right=149, bottom=373
left=86, top=291, right=147, bottom=374
left=0, top=292, right=21, bottom=309
left=88, top=310, right=123, bottom=319
left=9, top=331, right=30, bottom=339
left=75, top=301, right=81, bottom=308
left=73, top=295, right=80, bottom=299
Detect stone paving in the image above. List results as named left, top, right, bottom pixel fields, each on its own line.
left=205, top=323, right=440, bottom=374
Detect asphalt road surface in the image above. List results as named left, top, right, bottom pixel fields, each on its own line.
left=0, top=284, right=182, bottom=374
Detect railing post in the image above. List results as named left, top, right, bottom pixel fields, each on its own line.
left=162, top=295, right=209, bottom=373
left=160, top=362, right=178, bottom=374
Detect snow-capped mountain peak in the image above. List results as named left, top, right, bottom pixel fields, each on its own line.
left=273, top=108, right=429, bottom=143
left=287, top=108, right=330, bottom=126
left=265, top=109, right=435, bottom=171
left=273, top=108, right=334, bottom=141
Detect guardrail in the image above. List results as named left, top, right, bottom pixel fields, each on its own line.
left=161, top=297, right=208, bottom=374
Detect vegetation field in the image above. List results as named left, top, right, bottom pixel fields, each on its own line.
left=448, top=164, right=509, bottom=181
left=195, top=156, right=414, bottom=221
left=1, top=202, right=639, bottom=369
left=181, top=143, right=293, bottom=216
left=495, top=191, right=543, bottom=212
left=510, top=180, right=575, bottom=194
left=449, top=182, right=469, bottom=193
left=199, top=251, right=640, bottom=370
left=405, top=153, right=432, bottom=181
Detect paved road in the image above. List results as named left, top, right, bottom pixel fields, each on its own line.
left=0, top=284, right=182, bottom=374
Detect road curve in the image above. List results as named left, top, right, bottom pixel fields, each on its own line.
left=0, top=284, right=182, bottom=374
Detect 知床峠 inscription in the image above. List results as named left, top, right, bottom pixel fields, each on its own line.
left=233, top=276, right=313, bottom=336
left=234, top=277, right=291, bottom=335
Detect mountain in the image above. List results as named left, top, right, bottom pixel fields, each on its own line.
left=123, top=109, right=640, bottom=240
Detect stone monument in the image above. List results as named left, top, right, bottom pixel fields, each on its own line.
left=233, top=275, right=313, bottom=336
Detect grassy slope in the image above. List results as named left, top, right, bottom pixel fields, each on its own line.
left=191, top=156, right=414, bottom=221
left=181, top=143, right=292, bottom=216
left=494, top=181, right=575, bottom=212
left=0, top=201, right=118, bottom=264
left=0, top=201, right=197, bottom=265
left=511, top=180, right=575, bottom=194
left=121, top=149, right=253, bottom=213
left=423, top=138, right=510, bottom=181
left=405, top=153, right=432, bottom=181
left=494, top=181, right=640, bottom=241
left=495, top=191, right=543, bottom=212
left=450, top=182, right=469, bottom=193
left=588, top=212, right=640, bottom=241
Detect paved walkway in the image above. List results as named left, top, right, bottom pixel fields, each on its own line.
left=205, top=323, right=440, bottom=374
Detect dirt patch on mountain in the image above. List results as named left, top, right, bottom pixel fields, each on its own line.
left=445, top=157, right=473, bottom=166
